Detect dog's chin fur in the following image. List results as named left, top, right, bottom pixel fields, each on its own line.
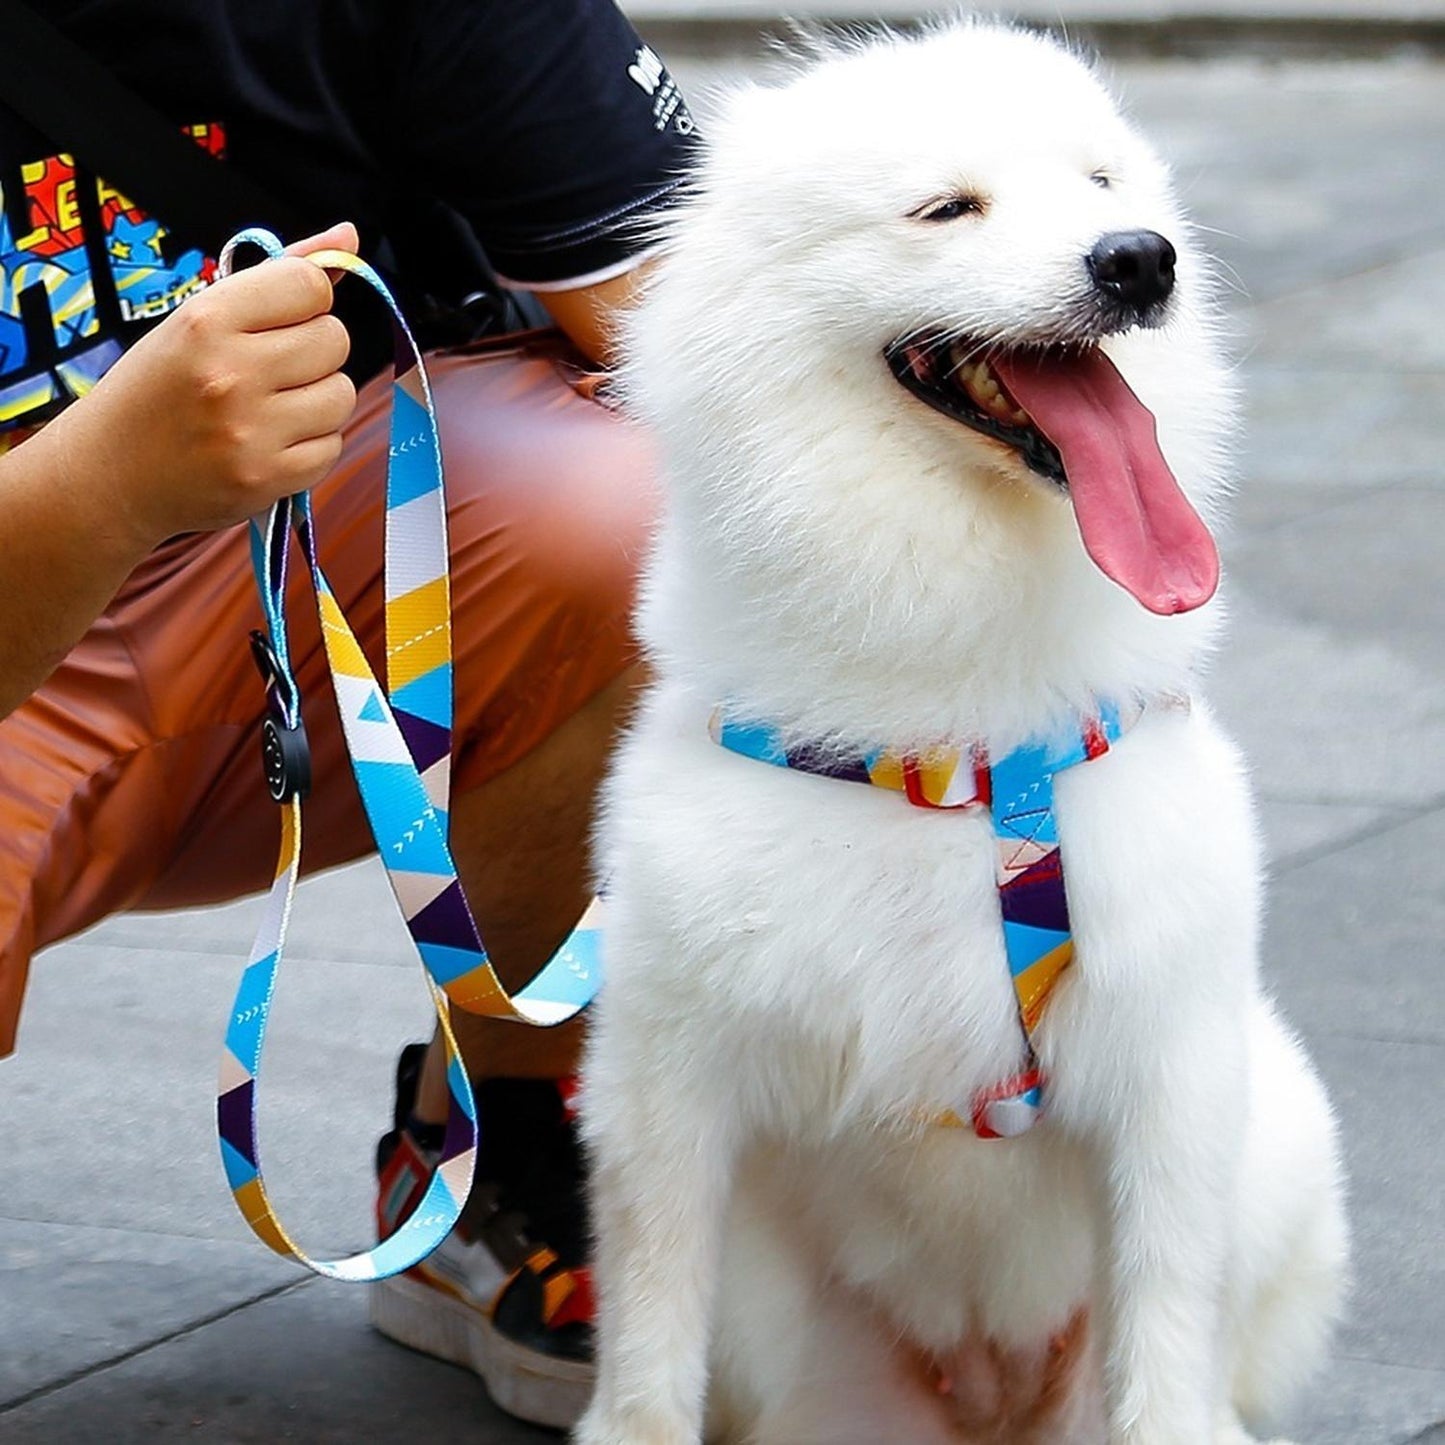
left=579, top=21, right=1346, bottom=1445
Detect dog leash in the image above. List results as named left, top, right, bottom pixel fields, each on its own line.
left=711, top=702, right=1157, bottom=1137
left=214, top=229, right=603, bottom=1282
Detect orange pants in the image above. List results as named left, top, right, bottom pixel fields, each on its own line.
left=0, top=336, right=658, bottom=1055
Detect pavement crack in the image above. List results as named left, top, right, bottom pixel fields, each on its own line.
left=0, top=1277, right=314, bottom=1417
left=0, top=1210, right=305, bottom=1248
left=1401, top=1421, right=1445, bottom=1443
left=76, top=934, right=414, bottom=971
left=1332, top=1350, right=1445, bottom=1377
left=1229, top=488, right=1390, bottom=543
left=1314, top=1030, right=1441, bottom=1048
left=1270, top=795, right=1445, bottom=878
left=1250, top=224, right=1445, bottom=308
left=1257, top=790, right=1413, bottom=809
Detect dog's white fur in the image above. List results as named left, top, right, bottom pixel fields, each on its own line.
left=577, top=21, right=1346, bottom=1445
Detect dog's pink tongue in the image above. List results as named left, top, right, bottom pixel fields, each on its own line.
left=992, top=349, right=1219, bottom=615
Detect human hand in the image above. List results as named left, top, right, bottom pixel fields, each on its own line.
left=53, top=221, right=361, bottom=549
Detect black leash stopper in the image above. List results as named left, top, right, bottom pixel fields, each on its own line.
left=249, top=630, right=312, bottom=803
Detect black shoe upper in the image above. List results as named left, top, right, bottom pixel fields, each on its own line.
left=378, top=1044, right=593, bottom=1361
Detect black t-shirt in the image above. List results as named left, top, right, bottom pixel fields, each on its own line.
left=0, top=0, right=697, bottom=425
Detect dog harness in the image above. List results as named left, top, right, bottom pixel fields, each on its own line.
left=711, top=702, right=1146, bottom=1138
left=214, top=230, right=603, bottom=1283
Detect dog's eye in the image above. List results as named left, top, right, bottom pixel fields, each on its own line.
left=912, top=194, right=986, bottom=222
left=1090, top=171, right=1113, bottom=189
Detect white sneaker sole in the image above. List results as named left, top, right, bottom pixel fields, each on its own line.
left=370, top=1272, right=595, bottom=1430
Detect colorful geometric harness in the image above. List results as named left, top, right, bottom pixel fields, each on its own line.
left=710, top=703, right=1139, bottom=1139
left=214, top=230, right=602, bottom=1282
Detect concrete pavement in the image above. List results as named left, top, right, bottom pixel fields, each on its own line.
left=2, top=30, right=1442, bottom=1445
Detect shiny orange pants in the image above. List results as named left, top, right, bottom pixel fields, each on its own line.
left=0, top=337, right=658, bottom=1055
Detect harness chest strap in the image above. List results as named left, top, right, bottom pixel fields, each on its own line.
left=710, top=699, right=1175, bottom=1139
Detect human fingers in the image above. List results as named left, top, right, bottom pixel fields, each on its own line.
left=284, top=221, right=360, bottom=284
left=253, top=312, right=352, bottom=390
left=274, top=430, right=347, bottom=494
left=211, top=254, right=335, bottom=332
left=284, top=221, right=359, bottom=260
left=269, top=371, right=358, bottom=449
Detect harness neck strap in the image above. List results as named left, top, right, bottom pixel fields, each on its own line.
left=710, top=701, right=1142, bottom=1138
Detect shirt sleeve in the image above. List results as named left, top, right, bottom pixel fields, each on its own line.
left=394, top=0, right=699, bottom=289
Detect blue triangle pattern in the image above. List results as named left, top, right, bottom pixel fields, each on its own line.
left=1001, top=918, right=1069, bottom=976
left=718, top=719, right=789, bottom=767
left=386, top=388, right=440, bottom=510
left=446, top=1054, right=477, bottom=1121
left=393, top=664, right=453, bottom=729
left=358, top=689, right=389, bottom=724
left=351, top=760, right=452, bottom=876
left=419, top=940, right=487, bottom=986
left=522, top=926, right=604, bottom=1009
left=224, top=953, right=277, bottom=1069
left=220, top=1136, right=259, bottom=1190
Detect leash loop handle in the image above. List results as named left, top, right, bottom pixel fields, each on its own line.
left=213, top=228, right=603, bottom=1281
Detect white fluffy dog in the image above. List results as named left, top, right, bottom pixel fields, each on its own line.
left=577, top=21, right=1346, bottom=1445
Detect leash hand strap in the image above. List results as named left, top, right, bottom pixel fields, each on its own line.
left=215, top=230, right=602, bottom=1282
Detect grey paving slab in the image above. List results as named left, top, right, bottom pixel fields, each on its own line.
left=1239, top=367, right=1445, bottom=490
left=1253, top=796, right=1402, bottom=867
left=0, top=1220, right=296, bottom=1411
left=1227, top=480, right=1362, bottom=538
left=84, top=856, right=417, bottom=968
left=0, top=940, right=432, bottom=1246
left=1247, top=247, right=1445, bottom=370
left=1210, top=593, right=1445, bottom=809
left=0, top=1280, right=547, bottom=1444
left=1301, top=1034, right=1445, bottom=1370
left=1229, top=488, right=1445, bottom=669
left=1281, top=1357, right=1445, bottom=1445
left=1264, top=805, right=1445, bottom=1043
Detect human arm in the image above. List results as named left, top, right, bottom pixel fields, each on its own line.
left=0, top=223, right=359, bottom=718
left=538, top=266, right=651, bottom=369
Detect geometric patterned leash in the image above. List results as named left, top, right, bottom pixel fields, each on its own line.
left=710, top=702, right=1135, bottom=1140
left=214, top=229, right=602, bottom=1282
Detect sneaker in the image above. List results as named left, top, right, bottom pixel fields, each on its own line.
left=369, top=1044, right=595, bottom=1429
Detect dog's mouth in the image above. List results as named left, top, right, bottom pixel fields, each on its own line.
left=885, top=337, right=1220, bottom=616
left=888, top=339, right=1069, bottom=490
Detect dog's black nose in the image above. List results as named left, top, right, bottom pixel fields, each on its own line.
left=1088, top=230, right=1176, bottom=312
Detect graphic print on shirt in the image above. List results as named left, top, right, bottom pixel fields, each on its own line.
left=626, top=46, right=694, bottom=135
left=0, top=122, right=223, bottom=427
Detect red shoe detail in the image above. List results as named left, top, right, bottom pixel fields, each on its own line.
left=377, top=1131, right=433, bottom=1241
left=547, top=1266, right=595, bottom=1329
left=556, top=1074, right=582, bottom=1123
